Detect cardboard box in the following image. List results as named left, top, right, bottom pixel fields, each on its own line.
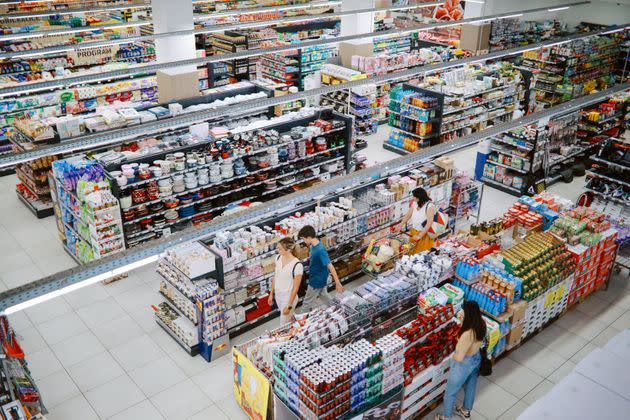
left=338, top=40, right=375, bottom=68
left=509, top=300, right=528, bottom=326
left=156, top=70, right=200, bottom=103
left=459, top=23, right=491, bottom=52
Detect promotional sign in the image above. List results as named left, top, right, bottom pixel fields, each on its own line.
left=68, top=45, right=120, bottom=66
left=351, top=387, right=405, bottom=420
left=233, top=348, right=271, bottom=420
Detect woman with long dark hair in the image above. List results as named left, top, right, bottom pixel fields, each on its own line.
left=436, top=301, right=487, bottom=420
left=399, top=187, right=436, bottom=253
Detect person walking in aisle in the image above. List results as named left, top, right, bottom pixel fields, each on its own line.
left=436, top=301, right=487, bottom=420
left=297, top=225, right=344, bottom=312
left=398, top=187, right=436, bottom=254
left=268, top=237, right=303, bottom=326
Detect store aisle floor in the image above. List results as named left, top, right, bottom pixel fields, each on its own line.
left=2, top=126, right=627, bottom=419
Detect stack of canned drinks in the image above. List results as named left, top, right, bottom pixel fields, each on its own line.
left=272, top=341, right=314, bottom=413
left=374, top=334, right=406, bottom=395
left=345, top=339, right=383, bottom=412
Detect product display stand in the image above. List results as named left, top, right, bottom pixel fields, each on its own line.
left=543, top=111, right=590, bottom=186
left=417, top=64, right=526, bottom=143
left=50, top=159, right=126, bottom=264
left=585, top=138, right=630, bottom=214
left=192, top=156, right=454, bottom=338
left=520, top=35, right=622, bottom=108
left=8, top=129, right=57, bottom=218
left=155, top=243, right=230, bottom=361
left=479, top=124, right=547, bottom=197
left=105, top=109, right=351, bottom=248
left=385, top=83, right=444, bottom=155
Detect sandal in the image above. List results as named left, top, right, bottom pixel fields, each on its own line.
left=435, top=415, right=449, bottom=420
left=456, top=406, right=471, bottom=418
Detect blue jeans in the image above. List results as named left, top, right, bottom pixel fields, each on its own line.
left=443, top=352, right=481, bottom=418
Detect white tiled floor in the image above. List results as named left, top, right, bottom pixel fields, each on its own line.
left=0, top=125, right=628, bottom=419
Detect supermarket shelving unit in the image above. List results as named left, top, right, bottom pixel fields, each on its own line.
left=385, top=83, right=444, bottom=155
left=480, top=125, right=548, bottom=197
left=104, top=109, right=353, bottom=249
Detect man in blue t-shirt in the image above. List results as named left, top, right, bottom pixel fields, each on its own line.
left=298, top=225, right=344, bottom=312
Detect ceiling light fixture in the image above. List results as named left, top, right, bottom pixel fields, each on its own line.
left=2, top=255, right=159, bottom=315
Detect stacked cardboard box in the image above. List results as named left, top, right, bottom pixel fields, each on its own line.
left=567, top=229, right=619, bottom=306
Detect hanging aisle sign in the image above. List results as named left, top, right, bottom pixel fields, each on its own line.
left=68, top=45, right=120, bottom=66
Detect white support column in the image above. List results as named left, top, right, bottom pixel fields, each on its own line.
left=341, top=0, right=376, bottom=36
left=464, top=0, right=489, bottom=18
left=338, top=0, right=377, bottom=67
left=152, top=0, right=199, bottom=102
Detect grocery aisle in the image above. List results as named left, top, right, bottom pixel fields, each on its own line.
left=10, top=259, right=630, bottom=420
left=2, top=126, right=626, bottom=420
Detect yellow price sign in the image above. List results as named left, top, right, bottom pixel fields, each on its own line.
left=544, top=291, right=555, bottom=308
left=555, top=285, right=565, bottom=302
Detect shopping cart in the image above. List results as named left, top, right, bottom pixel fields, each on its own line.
left=361, top=233, right=413, bottom=277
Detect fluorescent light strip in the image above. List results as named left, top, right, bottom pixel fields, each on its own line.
left=548, top=6, right=571, bottom=11
left=0, top=24, right=624, bottom=168
left=1, top=83, right=627, bottom=314
left=3, top=255, right=158, bottom=315
left=0, top=2, right=595, bottom=95
left=194, top=1, right=342, bottom=20
left=0, top=20, right=152, bottom=41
